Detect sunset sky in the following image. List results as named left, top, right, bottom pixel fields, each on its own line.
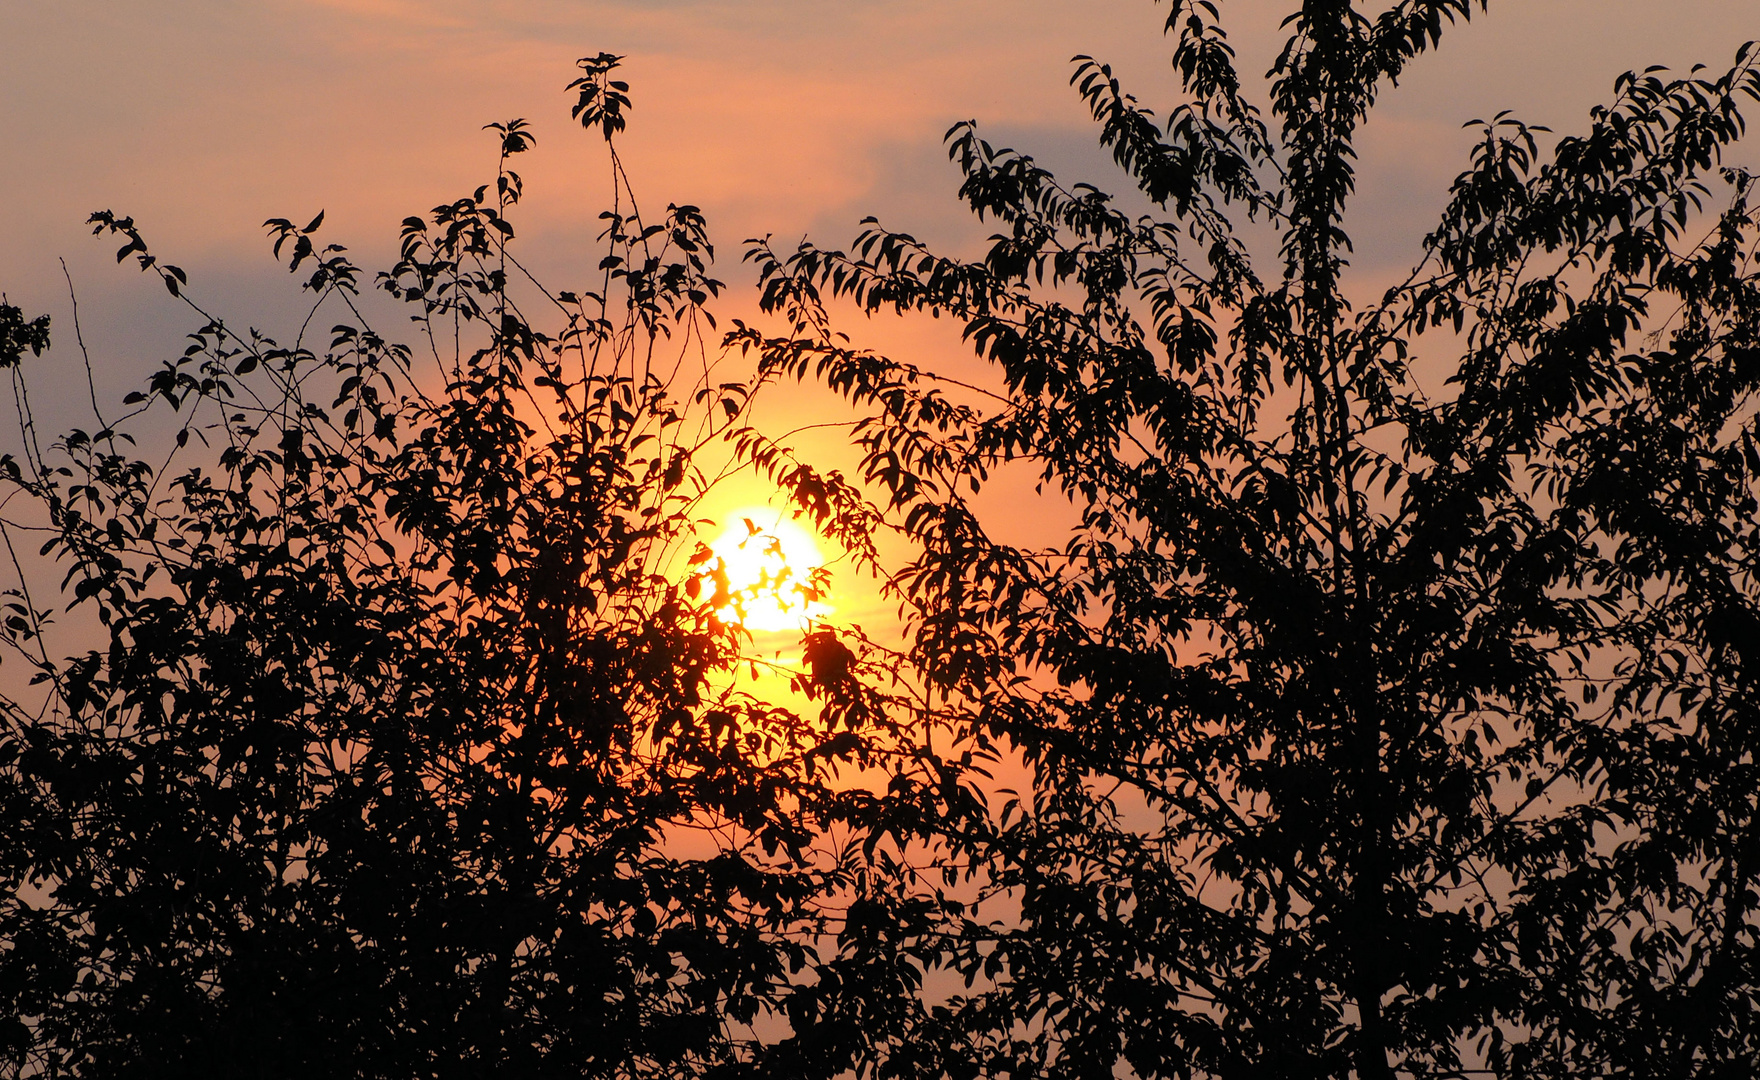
left=8, top=1, right=1756, bottom=326
left=4, top=0, right=1758, bottom=628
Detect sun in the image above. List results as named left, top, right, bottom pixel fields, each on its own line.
left=704, top=511, right=831, bottom=633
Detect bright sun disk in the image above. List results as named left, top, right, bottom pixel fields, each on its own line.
left=705, top=512, right=831, bottom=633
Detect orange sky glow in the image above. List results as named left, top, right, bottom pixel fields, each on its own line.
left=4, top=0, right=1758, bottom=642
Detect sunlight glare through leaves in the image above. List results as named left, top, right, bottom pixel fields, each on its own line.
left=704, top=511, right=831, bottom=633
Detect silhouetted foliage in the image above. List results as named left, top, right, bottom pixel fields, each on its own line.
left=9, top=6, right=1760, bottom=1079
left=741, top=2, right=1760, bottom=1078
left=0, top=55, right=963, bottom=1079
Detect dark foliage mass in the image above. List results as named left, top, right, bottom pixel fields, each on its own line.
left=0, top=54, right=945, bottom=1079
left=741, top=3, right=1760, bottom=1078
left=3, top=3, right=1760, bottom=1078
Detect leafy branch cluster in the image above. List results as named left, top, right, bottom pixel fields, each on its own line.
left=5, top=5, right=1760, bottom=1079
left=737, top=5, right=1760, bottom=1078
left=0, top=53, right=972, bottom=1079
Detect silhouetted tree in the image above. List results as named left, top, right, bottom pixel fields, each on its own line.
left=11, top=8, right=1760, bottom=1080
left=743, top=2, right=1760, bottom=1077
left=0, top=56, right=955, bottom=1078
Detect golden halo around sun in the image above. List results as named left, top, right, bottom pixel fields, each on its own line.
left=705, top=511, right=831, bottom=633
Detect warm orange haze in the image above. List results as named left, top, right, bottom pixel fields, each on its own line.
left=3, top=2, right=1755, bottom=622
left=5, top=2, right=1757, bottom=406
left=5, top=2, right=1760, bottom=1077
